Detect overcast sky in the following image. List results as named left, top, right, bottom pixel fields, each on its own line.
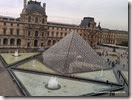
left=0, top=0, right=128, bottom=31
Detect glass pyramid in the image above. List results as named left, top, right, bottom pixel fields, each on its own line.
left=42, top=32, right=111, bottom=74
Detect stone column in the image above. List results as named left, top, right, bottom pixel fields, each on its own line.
left=0, top=39, right=3, bottom=46
left=15, top=39, right=17, bottom=46
left=8, top=39, right=10, bottom=46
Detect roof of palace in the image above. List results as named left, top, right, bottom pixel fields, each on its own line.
left=24, top=0, right=46, bottom=15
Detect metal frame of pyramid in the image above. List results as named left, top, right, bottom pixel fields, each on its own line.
left=42, top=32, right=112, bottom=74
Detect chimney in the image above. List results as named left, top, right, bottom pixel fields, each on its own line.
left=43, top=3, right=46, bottom=9
left=24, top=0, right=27, bottom=9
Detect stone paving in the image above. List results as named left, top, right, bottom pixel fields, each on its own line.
left=95, top=46, right=128, bottom=71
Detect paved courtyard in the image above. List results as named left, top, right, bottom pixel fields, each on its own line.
left=95, top=46, right=128, bottom=80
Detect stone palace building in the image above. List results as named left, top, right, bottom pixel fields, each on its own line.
left=0, top=0, right=128, bottom=53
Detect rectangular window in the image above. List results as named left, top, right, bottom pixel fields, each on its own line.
left=61, top=32, right=63, bottom=37
left=11, top=23, right=13, bottom=26
left=47, top=32, right=49, bottom=37
left=17, top=30, right=19, bottom=35
left=28, top=31, right=30, bottom=36
left=35, top=17, right=38, bottom=23
left=3, top=29, right=6, bottom=34
left=42, top=32, right=44, bottom=37
left=42, top=19, right=44, bottom=24
left=41, top=43, right=43, bottom=46
left=56, top=32, right=58, bottom=37
left=52, top=32, right=54, bottom=37
left=17, top=24, right=19, bottom=27
left=27, top=43, right=30, bottom=47
left=10, top=29, right=13, bottom=35
left=4, top=22, right=6, bottom=26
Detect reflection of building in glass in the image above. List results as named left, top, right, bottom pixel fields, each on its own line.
left=0, top=0, right=128, bottom=53
left=42, top=32, right=111, bottom=74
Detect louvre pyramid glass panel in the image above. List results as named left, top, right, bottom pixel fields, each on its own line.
left=42, top=32, right=111, bottom=74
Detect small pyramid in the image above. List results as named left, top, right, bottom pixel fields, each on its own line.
left=42, top=32, right=111, bottom=74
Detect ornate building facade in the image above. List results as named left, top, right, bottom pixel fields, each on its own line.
left=0, top=0, right=128, bottom=53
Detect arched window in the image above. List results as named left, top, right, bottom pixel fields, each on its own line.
left=47, top=40, right=51, bottom=46
left=34, top=40, right=38, bottom=47
left=35, top=17, right=38, bottom=23
left=17, top=39, right=21, bottom=46
left=35, top=30, right=38, bottom=37
left=10, top=38, right=15, bottom=46
left=28, top=16, right=31, bottom=22
left=3, top=38, right=8, bottom=46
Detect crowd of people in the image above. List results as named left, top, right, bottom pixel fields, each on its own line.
left=100, top=48, right=128, bottom=69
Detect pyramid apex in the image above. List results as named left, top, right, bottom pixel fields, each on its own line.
left=42, top=32, right=111, bottom=74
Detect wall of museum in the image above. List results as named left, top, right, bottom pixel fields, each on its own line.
left=0, top=18, right=128, bottom=53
